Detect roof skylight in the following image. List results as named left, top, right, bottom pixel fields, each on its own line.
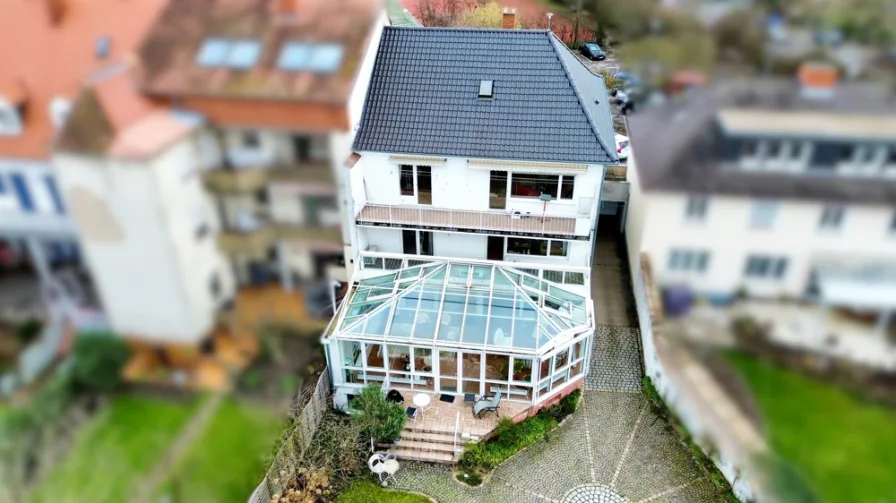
left=478, top=80, right=494, bottom=98
left=196, top=38, right=230, bottom=67
left=333, top=262, right=590, bottom=353
left=277, top=42, right=345, bottom=73
left=226, top=40, right=262, bottom=69
left=195, top=38, right=262, bottom=69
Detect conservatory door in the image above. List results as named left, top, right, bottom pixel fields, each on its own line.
left=437, top=350, right=459, bottom=394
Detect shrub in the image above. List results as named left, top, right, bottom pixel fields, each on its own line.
left=277, top=374, right=302, bottom=395
left=70, top=334, right=130, bottom=393
left=348, top=384, right=405, bottom=444
left=15, top=318, right=42, bottom=345
left=456, top=472, right=482, bottom=486
left=242, top=369, right=263, bottom=390
left=560, top=388, right=582, bottom=416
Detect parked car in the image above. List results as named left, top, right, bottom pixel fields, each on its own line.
left=615, top=134, right=630, bottom=161
left=579, top=43, right=606, bottom=61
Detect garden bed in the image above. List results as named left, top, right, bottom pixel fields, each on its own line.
left=456, top=389, right=581, bottom=484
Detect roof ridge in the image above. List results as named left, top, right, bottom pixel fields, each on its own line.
left=385, top=26, right=550, bottom=33
left=547, top=33, right=616, bottom=162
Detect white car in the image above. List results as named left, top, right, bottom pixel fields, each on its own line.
left=615, top=134, right=630, bottom=161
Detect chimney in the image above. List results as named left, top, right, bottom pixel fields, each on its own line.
left=798, top=62, right=838, bottom=100
left=45, top=0, right=66, bottom=25
left=502, top=7, right=516, bottom=30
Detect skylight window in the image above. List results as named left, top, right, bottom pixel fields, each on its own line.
left=307, top=44, right=345, bottom=73
left=196, top=38, right=230, bottom=67
left=479, top=80, right=494, bottom=98
left=277, top=42, right=313, bottom=70
left=226, top=40, right=262, bottom=69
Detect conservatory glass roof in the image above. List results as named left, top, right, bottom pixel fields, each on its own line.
left=332, top=261, right=591, bottom=353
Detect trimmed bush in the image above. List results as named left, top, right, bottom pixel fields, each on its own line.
left=70, top=334, right=130, bottom=393
left=348, top=384, right=406, bottom=444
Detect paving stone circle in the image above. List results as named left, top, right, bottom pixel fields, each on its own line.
left=562, top=484, right=630, bottom=503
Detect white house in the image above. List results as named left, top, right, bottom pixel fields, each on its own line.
left=625, top=64, right=896, bottom=341
left=346, top=26, right=619, bottom=273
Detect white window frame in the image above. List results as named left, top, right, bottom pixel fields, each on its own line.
left=667, top=249, right=710, bottom=273
left=818, top=205, right=845, bottom=231
left=743, top=255, right=789, bottom=281
left=508, top=172, right=576, bottom=200
left=505, top=237, right=569, bottom=258
left=749, top=200, right=779, bottom=229
left=684, top=196, right=709, bottom=222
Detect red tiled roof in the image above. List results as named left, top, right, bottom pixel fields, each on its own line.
left=0, top=0, right=168, bottom=160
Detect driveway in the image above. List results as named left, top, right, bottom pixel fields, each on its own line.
left=390, top=232, right=722, bottom=502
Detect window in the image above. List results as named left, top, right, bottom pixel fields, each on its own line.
left=667, top=249, right=710, bottom=273
left=242, top=131, right=260, bottom=148
left=399, top=165, right=414, bottom=196
left=507, top=237, right=547, bottom=256
left=789, top=142, right=804, bottom=160
left=749, top=200, right=778, bottom=229
left=685, top=196, right=708, bottom=221
left=819, top=205, right=844, bottom=230
left=209, top=273, right=221, bottom=298
left=888, top=148, right=896, bottom=165
left=838, top=145, right=854, bottom=163
left=766, top=141, right=781, bottom=158
left=549, top=240, right=568, bottom=257
left=510, top=174, right=574, bottom=199
left=196, top=38, right=230, bottom=66
left=890, top=211, right=896, bottom=233
left=857, top=146, right=876, bottom=165
left=478, top=80, right=494, bottom=98
left=744, top=255, right=788, bottom=280
left=195, top=38, right=261, bottom=68
left=742, top=140, right=759, bottom=158
left=306, top=44, right=345, bottom=73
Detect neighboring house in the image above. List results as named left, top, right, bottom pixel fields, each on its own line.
left=52, top=0, right=386, bottom=351
left=347, top=25, right=619, bottom=272
left=625, top=63, right=896, bottom=340
left=0, top=0, right=166, bottom=327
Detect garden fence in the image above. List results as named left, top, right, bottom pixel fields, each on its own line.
left=248, top=369, right=331, bottom=503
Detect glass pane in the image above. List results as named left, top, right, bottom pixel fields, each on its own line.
left=413, top=348, right=433, bottom=373
left=462, top=380, right=481, bottom=396
left=490, top=295, right=514, bottom=318
left=363, top=308, right=390, bottom=335
left=390, top=372, right=412, bottom=390
left=345, top=299, right=385, bottom=317
left=359, top=273, right=397, bottom=286
left=366, top=344, right=384, bottom=368
left=343, top=318, right=364, bottom=334
left=412, top=311, right=437, bottom=340
left=388, top=308, right=415, bottom=338
left=343, top=369, right=362, bottom=384
left=538, top=313, right=560, bottom=336
left=493, top=271, right=515, bottom=291
left=387, top=345, right=411, bottom=371
left=539, top=358, right=551, bottom=380
left=512, top=358, right=533, bottom=383
left=489, top=316, right=512, bottom=347
left=448, top=264, right=470, bottom=284
left=365, top=370, right=386, bottom=385
left=399, top=267, right=421, bottom=279
left=549, top=286, right=586, bottom=306
left=437, top=309, right=462, bottom=342
left=552, top=369, right=569, bottom=390
left=570, top=360, right=584, bottom=379
left=511, top=316, right=538, bottom=349
left=413, top=376, right=435, bottom=391
left=554, top=349, right=569, bottom=370
left=509, top=385, right=533, bottom=401
left=443, top=292, right=467, bottom=313
left=461, top=314, right=487, bottom=344
left=340, top=340, right=362, bottom=367
left=471, top=265, right=492, bottom=287
left=485, top=353, right=509, bottom=381
left=439, top=350, right=458, bottom=393
left=462, top=353, right=481, bottom=379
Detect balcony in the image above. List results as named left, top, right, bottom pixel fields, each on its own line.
left=604, top=165, right=627, bottom=181
left=203, top=161, right=334, bottom=194
left=217, top=220, right=343, bottom=255
left=355, top=204, right=577, bottom=237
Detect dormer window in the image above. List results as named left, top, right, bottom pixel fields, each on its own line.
left=478, top=80, right=494, bottom=98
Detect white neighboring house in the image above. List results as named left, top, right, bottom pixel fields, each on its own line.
left=347, top=26, right=619, bottom=274
left=625, top=64, right=896, bottom=342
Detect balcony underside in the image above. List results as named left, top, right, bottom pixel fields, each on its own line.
left=217, top=224, right=343, bottom=255
left=356, top=204, right=577, bottom=238
left=202, top=162, right=334, bottom=193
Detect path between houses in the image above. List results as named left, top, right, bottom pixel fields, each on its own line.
left=132, top=391, right=226, bottom=503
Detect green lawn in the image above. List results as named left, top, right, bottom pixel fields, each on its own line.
left=29, top=395, right=200, bottom=503
left=158, top=399, right=284, bottom=503
left=727, top=353, right=896, bottom=503
left=336, top=480, right=431, bottom=503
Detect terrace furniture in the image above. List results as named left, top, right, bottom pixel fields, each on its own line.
left=412, top=393, right=431, bottom=414
left=386, top=389, right=404, bottom=403
left=489, top=386, right=528, bottom=397
left=406, top=406, right=418, bottom=422
left=473, top=391, right=501, bottom=419
left=463, top=393, right=477, bottom=407
left=368, top=453, right=400, bottom=486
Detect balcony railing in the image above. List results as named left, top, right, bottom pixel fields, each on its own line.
left=217, top=219, right=343, bottom=255
left=202, top=161, right=334, bottom=194
left=355, top=204, right=577, bottom=237
left=604, top=165, right=627, bottom=181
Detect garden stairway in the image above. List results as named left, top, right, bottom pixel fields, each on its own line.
left=384, top=421, right=485, bottom=464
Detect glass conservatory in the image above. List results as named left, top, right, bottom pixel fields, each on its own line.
left=323, top=255, right=595, bottom=407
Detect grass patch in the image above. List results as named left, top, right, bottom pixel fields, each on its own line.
left=458, top=389, right=580, bottom=481
left=336, top=480, right=430, bottom=503
left=157, top=398, right=284, bottom=503
left=28, top=395, right=200, bottom=503
left=727, top=352, right=896, bottom=503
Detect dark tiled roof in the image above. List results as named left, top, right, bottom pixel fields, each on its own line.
left=626, top=79, right=896, bottom=204
left=353, top=27, right=616, bottom=164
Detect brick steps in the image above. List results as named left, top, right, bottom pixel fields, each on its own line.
left=387, top=446, right=457, bottom=464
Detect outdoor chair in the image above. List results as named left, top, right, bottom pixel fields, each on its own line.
left=473, top=391, right=501, bottom=419
left=368, top=453, right=400, bottom=486
left=406, top=406, right=418, bottom=422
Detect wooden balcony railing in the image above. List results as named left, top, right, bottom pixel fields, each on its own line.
left=355, top=204, right=578, bottom=237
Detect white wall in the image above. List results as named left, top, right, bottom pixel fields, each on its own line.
left=0, top=158, right=76, bottom=237
left=53, top=133, right=232, bottom=344
left=433, top=232, right=486, bottom=259
left=639, top=191, right=896, bottom=298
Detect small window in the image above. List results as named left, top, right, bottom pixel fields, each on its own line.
left=560, top=176, right=575, bottom=199
left=209, top=273, right=221, bottom=298
left=790, top=142, right=805, bottom=160
left=478, top=80, right=494, bottom=98
left=507, top=238, right=547, bottom=256
left=549, top=240, right=568, bottom=257
left=744, top=255, right=788, bottom=280
left=307, top=44, right=345, bottom=73
left=196, top=38, right=230, bottom=67
left=839, top=145, right=854, bottom=163
left=887, top=147, right=896, bottom=165
left=685, top=196, right=708, bottom=221
left=857, top=146, right=876, bottom=165
left=766, top=141, right=781, bottom=158
left=667, top=249, right=710, bottom=273
left=819, top=205, right=844, bottom=230
left=242, top=131, right=260, bottom=148
left=749, top=200, right=778, bottom=229
left=399, top=165, right=414, bottom=196
left=510, top=174, right=559, bottom=198
left=277, top=42, right=313, bottom=70
left=226, top=40, right=262, bottom=69
left=742, top=140, right=759, bottom=158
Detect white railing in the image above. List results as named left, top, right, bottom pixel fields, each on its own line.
left=453, top=410, right=460, bottom=457
left=354, top=203, right=579, bottom=236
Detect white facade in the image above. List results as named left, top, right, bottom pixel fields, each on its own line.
left=52, top=133, right=235, bottom=344
left=349, top=153, right=604, bottom=268
left=626, top=153, right=896, bottom=302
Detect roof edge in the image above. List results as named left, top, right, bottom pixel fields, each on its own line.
left=547, top=33, right=617, bottom=162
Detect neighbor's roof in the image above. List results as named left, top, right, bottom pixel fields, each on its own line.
left=352, top=27, right=617, bottom=164
left=56, top=65, right=201, bottom=159
left=331, top=260, right=592, bottom=355
left=135, top=0, right=380, bottom=104
left=0, top=0, right=167, bottom=160
left=626, top=78, right=896, bottom=204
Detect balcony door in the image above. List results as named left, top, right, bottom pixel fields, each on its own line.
left=399, top=164, right=432, bottom=205
left=489, top=171, right=507, bottom=209
left=402, top=229, right=433, bottom=256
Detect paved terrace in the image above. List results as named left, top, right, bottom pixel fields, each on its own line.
left=356, top=204, right=577, bottom=237
left=388, top=230, right=722, bottom=502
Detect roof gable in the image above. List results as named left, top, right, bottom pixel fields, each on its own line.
left=352, top=27, right=616, bottom=164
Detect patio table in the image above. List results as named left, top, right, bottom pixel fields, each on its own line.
left=412, top=393, right=431, bottom=414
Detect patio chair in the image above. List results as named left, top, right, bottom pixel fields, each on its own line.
left=406, top=406, right=418, bottom=423
left=368, top=453, right=400, bottom=486
left=473, top=391, right=501, bottom=419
